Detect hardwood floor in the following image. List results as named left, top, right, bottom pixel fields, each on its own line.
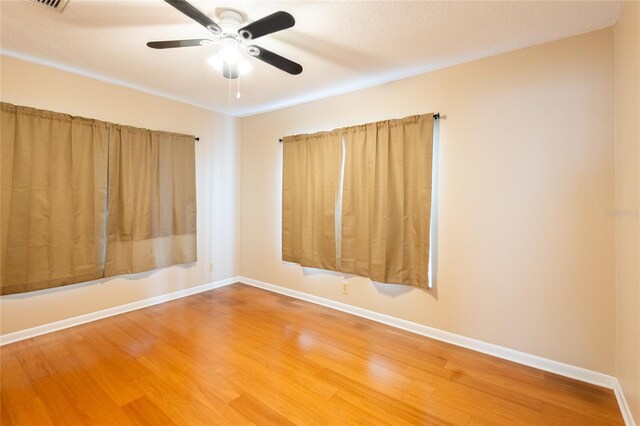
left=0, top=283, right=624, bottom=425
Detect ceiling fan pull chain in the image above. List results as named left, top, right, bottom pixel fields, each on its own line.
left=237, top=74, right=241, bottom=99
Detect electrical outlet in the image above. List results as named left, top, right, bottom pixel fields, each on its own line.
left=207, top=261, right=214, bottom=272
left=342, top=281, right=349, bottom=295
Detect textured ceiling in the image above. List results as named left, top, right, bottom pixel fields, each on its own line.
left=0, top=0, right=623, bottom=116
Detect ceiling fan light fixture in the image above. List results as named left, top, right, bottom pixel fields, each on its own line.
left=237, top=59, right=252, bottom=75
left=208, top=43, right=251, bottom=78
left=217, top=39, right=243, bottom=65
left=219, top=47, right=241, bottom=65
left=210, top=57, right=251, bottom=77
left=208, top=55, right=224, bottom=71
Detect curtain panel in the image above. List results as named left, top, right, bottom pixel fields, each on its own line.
left=341, top=114, right=435, bottom=287
left=282, top=130, right=342, bottom=270
left=1, top=103, right=109, bottom=295
left=0, top=102, right=196, bottom=295
left=105, top=127, right=197, bottom=277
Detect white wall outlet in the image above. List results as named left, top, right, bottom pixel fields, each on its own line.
left=342, top=280, right=349, bottom=295
left=207, top=261, right=214, bottom=272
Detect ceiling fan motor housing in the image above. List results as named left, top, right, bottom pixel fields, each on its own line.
left=216, top=8, right=246, bottom=36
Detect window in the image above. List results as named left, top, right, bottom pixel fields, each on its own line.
left=0, top=102, right=197, bottom=295
left=282, top=113, right=435, bottom=288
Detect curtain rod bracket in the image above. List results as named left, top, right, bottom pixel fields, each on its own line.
left=195, top=137, right=200, bottom=141
left=278, top=112, right=440, bottom=143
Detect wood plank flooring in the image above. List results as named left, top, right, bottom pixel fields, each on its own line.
left=0, top=283, right=624, bottom=425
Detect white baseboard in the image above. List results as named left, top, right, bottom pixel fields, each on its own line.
left=0, top=276, right=239, bottom=346
left=614, top=380, right=637, bottom=426
left=239, top=276, right=635, bottom=425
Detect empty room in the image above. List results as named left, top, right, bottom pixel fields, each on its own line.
left=0, top=0, right=638, bottom=424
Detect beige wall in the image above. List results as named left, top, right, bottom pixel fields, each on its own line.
left=0, top=56, right=241, bottom=335
left=614, top=1, right=640, bottom=421
left=240, top=29, right=617, bottom=374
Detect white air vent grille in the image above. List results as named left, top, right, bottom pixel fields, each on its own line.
left=24, top=0, right=69, bottom=13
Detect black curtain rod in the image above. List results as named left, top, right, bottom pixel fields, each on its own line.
left=277, top=112, right=440, bottom=143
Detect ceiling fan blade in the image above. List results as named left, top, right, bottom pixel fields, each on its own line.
left=164, top=0, right=221, bottom=35
left=238, top=11, right=294, bottom=40
left=248, top=45, right=302, bottom=75
left=147, top=39, right=214, bottom=49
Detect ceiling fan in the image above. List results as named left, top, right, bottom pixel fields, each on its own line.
left=147, top=0, right=303, bottom=79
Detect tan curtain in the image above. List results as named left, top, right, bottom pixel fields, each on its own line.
left=1, top=102, right=197, bottom=295
left=104, top=127, right=197, bottom=277
left=341, top=114, right=435, bottom=287
left=282, top=131, right=342, bottom=270
left=1, top=103, right=109, bottom=295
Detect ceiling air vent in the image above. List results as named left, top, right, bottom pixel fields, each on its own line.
left=24, top=0, right=70, bottom=13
